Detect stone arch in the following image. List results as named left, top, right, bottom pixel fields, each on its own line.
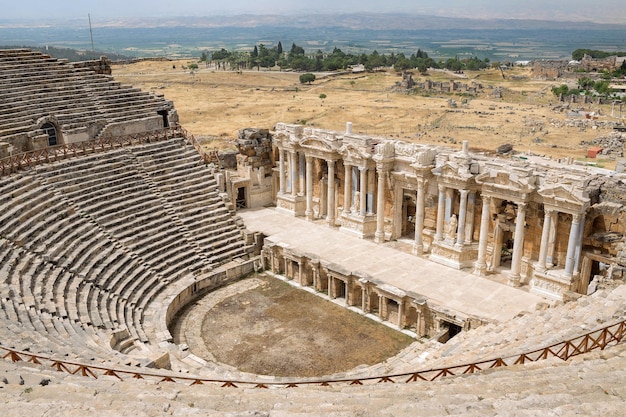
left=41, top=122, right=60, bottom=146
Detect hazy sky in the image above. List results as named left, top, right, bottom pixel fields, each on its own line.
left=2, top=0, right=625, bottom=23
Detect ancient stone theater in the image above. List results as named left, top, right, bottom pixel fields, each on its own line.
left=1, top=49, right=626, bottom=415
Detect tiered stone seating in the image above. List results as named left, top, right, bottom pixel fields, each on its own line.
left=1, top=340, right=625, bottom=415
left=133, top=138, right=249, bottom=264
left=0, top=49, right=170, bottom=143
left=0, top=137, right=252, bottom=366
left=339, top=282, right=626, bottom=381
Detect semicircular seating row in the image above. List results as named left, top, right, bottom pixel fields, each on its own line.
left=0, top=137, right=252, bottom=365
left=0, top=49, right=169, bottom=142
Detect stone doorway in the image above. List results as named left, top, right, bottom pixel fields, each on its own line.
left=401, top=193, right=416, bottom=238
left=236, top=186, right=247, bottom=209
left=157, top=110, right=169, bottom=128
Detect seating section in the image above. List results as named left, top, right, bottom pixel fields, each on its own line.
left=0, top=137, right=251, bottom=364
left=0, top=49, right=170, bottom=142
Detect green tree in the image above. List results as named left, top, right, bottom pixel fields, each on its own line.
left=299, top=73, right=316, bottom=84
left=277, top=41, right=283, bottom=55
left=394, top=57, right=411, bottom=72
left=290, top=43, right=305, bottom=57
left=578, top=77, right=594, bottom=91
left=551, top=84, right=570, bottom=97
left=593, top=80, right=612, bottom=96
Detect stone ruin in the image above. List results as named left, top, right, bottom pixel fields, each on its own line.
left=415, top=78, right=484, bottom=95
left=226, top=122, right=626, bottom=306
left=0, top=48, right=626, bottom=415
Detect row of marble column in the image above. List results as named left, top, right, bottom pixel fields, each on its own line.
left=474, top=197, right=583, bottom=280
left=342, top=164, right=375, bottom=216
left=278, top=149, right=584, bottom=280
left=536, top=209, right=583, bottom=277
left=278, top=148, right=389, bottom=232
left=433, top=186, right=477, bottom=246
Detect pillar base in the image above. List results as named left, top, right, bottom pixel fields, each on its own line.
left=374, top=231, right=385, bottom=244
left=530, top=269, right=579, bottom=301
left=339, top=213, right=377, bottom=239
left=412, top=244, right=424, bottom=256
left=429, top=240, right=479, bottom=270
left=473, top=262, right=487, bottom=276
left=276, top=194, right=306, bottom=217
left=507, top=273, right=521, bottom=287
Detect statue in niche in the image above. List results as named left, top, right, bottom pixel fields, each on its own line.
left=503, top=202, right=516, bottom=221
left=445, top=214, right=458, bottom=241
left=353, top=191, right=361, bottom=213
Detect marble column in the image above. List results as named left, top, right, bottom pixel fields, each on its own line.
left=278, top=148, right=285, bottom=194
left=413, top=180, right=426, bottom=255
left=574, top=214, right=586, bottom=274
left=508, top=202, right=527, bottom=286
left=305, top=156, right=313, bottom=221
left=445, top=188, right=454, bottom=221
left=375, top=169, right=386, bottom=243
left=464, top=191, right=476, bottom=244
left=299, top=153, right=305, bottom=196
left=361, top=287, right=367, bottom=312
left=547, top=210, right=558, bottom=267
left=343, top=163, right=352, bottom=215
left=565, top=214, right=582, bottom=277
left=359, top=167, right=367, bottom=216
left=290, top=151, right=298, bottom=196
left=537, top=208, right=553, bottom=272
left=435, top=185, right=446, bottom=241
left=367, top=169, right=375, bottom=215
left=474, top=195, right=491, bottom=275
left=326, top=159, right=335, bottom=226
left=456, top=189, right=469, bottom=246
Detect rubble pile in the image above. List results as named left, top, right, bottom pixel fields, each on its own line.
left=580, top=130, right=626, bottom=158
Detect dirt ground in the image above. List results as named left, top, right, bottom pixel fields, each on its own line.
left=197, top=274, right=413, bottom=377
left=113, top=60, right=620, bottom=167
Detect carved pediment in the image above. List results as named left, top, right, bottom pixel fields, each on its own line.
left=433, top=161, right=474, bottom=182
left=339, top=143, right=372, bottom=161
left=299, top=137, right=336, bottom=152
left=539, top=184, right=589, bottom=207
left=476, top=169, right=536, bottom=193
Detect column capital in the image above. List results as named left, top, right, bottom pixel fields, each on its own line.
left=572, top=213, right=582, bottom=224
left=305, top=154, right=313, bottom=163
left=438, top=184, right=446, bottom=193
left=459, top=188, right=469, bottom=197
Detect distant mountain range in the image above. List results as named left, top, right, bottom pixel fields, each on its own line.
left=2, top=13, right=625, bottom=60
left=2, top=13, right=626, bottom=31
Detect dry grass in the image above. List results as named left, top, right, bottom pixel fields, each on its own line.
left=113, top=60, right=619, bottom=161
